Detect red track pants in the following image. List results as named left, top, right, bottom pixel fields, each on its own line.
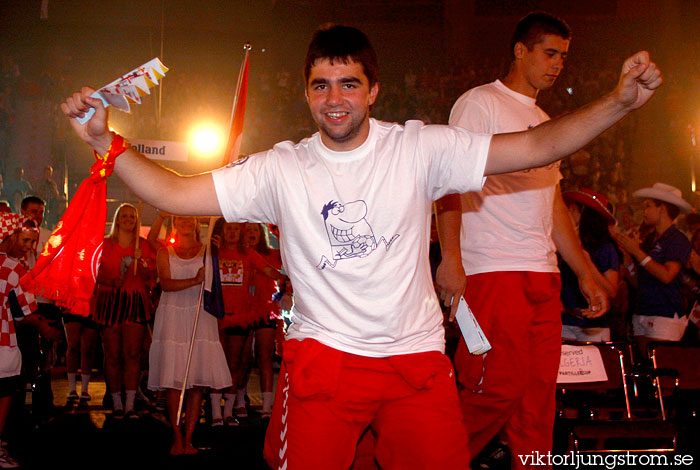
left=454, top=271, right=562, bottom=469
left=264, top=338, right=470, bottom=470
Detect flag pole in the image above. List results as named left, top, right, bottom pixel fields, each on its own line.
left=176, top=270, right=206, bottom=426
left=176, top=44, right=251, bottom=425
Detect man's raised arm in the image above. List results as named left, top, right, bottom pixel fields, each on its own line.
left=61, top=87, right=222, bottom=216
left=485, top=51, right=662, bottom=176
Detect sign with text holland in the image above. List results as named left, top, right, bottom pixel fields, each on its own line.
left=131, top=139, right=188, bottom=162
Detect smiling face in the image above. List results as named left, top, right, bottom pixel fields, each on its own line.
left=173, top=216, right=197, bottom=236
left=305, top=58, right=379, bottom=152
left=322, top=200, right=377, bottom=260
left=514, top=34, right=569, bottom=97
left=116, top=206, right=137, bottom=233
left=6, top=230, right=38, bottom=258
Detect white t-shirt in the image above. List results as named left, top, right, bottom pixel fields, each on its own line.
left=213, top=118, right=490, bottom=357
left=449, top=79, right=561, bottom=275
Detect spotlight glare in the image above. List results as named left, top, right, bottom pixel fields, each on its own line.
left=190, top=125, right=223, bottom=156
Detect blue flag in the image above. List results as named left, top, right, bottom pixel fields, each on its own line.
left=203, top=217, right=226, bottom=319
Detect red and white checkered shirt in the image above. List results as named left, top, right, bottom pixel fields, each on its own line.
left=0, top=253, right=37, bottom=377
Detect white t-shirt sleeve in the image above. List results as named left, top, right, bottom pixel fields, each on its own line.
left=418, top=124, right=491, bottom=201
left=449, top=92, right=492, bottom=133
left=211, top=152, right=278, bottom=224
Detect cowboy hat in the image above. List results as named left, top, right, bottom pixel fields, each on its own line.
left=632, top=183, right=693, bottom=214
left=562, top=188, right=616, bottom=224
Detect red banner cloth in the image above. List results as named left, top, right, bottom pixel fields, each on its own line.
left=21, top=158, right=111, bottom=316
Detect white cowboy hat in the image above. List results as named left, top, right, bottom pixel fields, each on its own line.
left=633, top=183, right=693, bottom=214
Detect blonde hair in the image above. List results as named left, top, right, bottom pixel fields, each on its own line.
left=108, top=203, right=140, bottom=244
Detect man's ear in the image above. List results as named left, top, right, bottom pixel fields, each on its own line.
left=369, top=82, right=380, bottom=106
left=514, top=42, right=526, bottom=60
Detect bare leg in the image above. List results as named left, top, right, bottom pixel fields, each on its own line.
left=183, top=387, right=202, bottom=454
left=255, top=327, right=276, bottom=393
left=64, top=322, right=82, bottom=376
left=80, top=326, right=98, bottom=397
left=166, top=388, right=184, bottom=455
left=80, top=326, right=98, bottom=374
left=101, top=325, right=123, bottom=406
left=122, top=323, right=146, bottom=412
left=238, top=333, right=254, bottom=390
left=222, top=333, right=249, bottom=396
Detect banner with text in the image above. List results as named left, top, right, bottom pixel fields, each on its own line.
left=131, top=139, right=188, bottom=162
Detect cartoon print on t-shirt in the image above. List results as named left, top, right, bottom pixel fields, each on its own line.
left=317, top=200, right=399, bottom=269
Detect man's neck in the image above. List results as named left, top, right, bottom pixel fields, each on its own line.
left=501, top=70, right=539, bottom=100
left=655, top=219, right=673, bottom=238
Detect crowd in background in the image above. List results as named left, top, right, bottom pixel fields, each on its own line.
left=1, top=35, right=700, bottom=464
left=0, top=45, right=672, bottom=198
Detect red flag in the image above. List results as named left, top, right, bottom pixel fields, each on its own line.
left=222, top=44, right=250, bottom=166
left=21, top=159, right=109, bottom=316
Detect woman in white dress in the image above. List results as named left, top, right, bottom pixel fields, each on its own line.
left=148, top=216, right=231, bottom=455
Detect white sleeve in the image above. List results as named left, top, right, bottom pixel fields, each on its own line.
left=449, top=91, right=492, bottom=133
left=417, top=123, right=491, bottom=201
left=211, top=151, right=279, bottom=224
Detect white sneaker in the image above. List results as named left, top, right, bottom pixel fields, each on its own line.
left=0, top=448, right=20, bottom=469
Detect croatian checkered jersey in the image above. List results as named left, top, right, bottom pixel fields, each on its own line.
left=0, top=253, right=37, bottom=348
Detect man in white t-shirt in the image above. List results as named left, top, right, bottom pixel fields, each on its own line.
left=61, top=24, right=661, bottom=469
left=436, top=13, right=609, bottom=468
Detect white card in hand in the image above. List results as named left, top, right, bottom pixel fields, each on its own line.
left=455, top=297, right=491, bottom=355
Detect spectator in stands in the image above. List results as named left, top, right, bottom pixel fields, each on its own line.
left=0, top=212, right=44, bottom=468
left=561, top=189, right=620, bottom=342
left=36, top=166, right=66, bottom=229
left=612, top=183, right=692, bottom=353
left=4, top=168, right=31, bottom=213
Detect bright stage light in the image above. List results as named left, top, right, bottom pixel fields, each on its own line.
left=190, top=125, right=224, bottom=156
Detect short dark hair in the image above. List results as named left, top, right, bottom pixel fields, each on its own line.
left=304, top=25, right=379, bottom=87
left=657, top=200, right=681, bottom=221
left=510, top=12, right=571, bottom=59
left=21, top=196, right=45, bottom=210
